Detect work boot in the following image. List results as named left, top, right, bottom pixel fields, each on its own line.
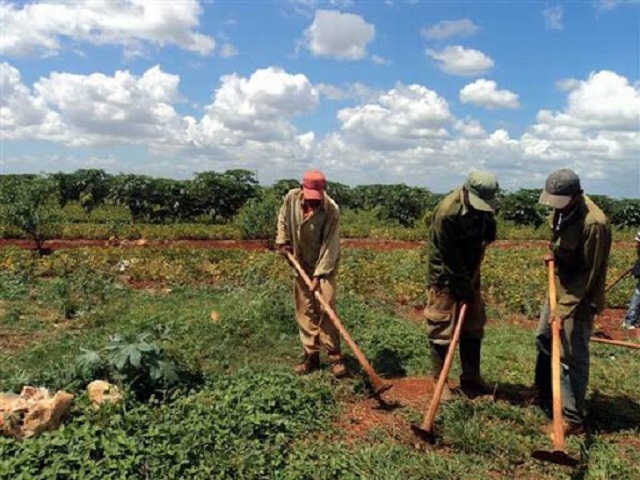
left=294, top=352, right=320, bottom=375
left=430, top=342, right=456, bottom=402
left=459, top=338, right=493, bottom=398
left=328, top=353, right=348, bottom=379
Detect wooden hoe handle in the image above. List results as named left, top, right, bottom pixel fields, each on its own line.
left=547, top=259, right=566, bottom=453
left=419, top=303, right=468, bottom=432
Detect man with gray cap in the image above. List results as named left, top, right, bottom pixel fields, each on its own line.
left=424, top=170, right=499, bottom=400
left=535, top=168, right=611, bottom=436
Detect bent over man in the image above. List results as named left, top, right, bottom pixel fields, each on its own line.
left=535, top=168, right=611, bottom=436
left=425, top=171, right=499, bottom=400
left=276, top=170, right=347, bottom=378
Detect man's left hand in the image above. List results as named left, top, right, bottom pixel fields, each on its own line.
left=310, top=277, right=321, bottom=293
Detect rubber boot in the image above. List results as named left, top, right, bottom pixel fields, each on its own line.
left=430, top=342, right=455, bottom=402
left=294, top=352, right=320, bottom=375
left=459, top=338, right=492, bottom=398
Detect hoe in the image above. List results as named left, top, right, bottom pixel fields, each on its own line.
left=531, top=259, right=579, bottom=468
left=411, top=303, right=468, bottom=443
left=283, top=251, right=392, bottom=405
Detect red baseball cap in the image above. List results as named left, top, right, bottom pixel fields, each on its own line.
left=302, top=170, right=326, bottom=200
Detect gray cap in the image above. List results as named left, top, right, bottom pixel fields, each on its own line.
left=464, top=170, right=499, bottom=213
left=539, top=168, right=582, bottom=209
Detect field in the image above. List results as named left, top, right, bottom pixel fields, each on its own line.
left=1, top=240, right=639, bottom=480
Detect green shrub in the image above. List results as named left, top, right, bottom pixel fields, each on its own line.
left=234, top=191, right=281, bottom=241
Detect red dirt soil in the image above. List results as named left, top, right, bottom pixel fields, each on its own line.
left=1, top=238, right=634, bottom=252
left=334, top=377, right=434, bottom=443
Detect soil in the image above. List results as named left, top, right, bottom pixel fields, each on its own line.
left=1, top=237, right=634, bottom=252
left=334, top=377, right=434, bottom=443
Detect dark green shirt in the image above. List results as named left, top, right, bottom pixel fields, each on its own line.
left=427, top=189, right=496, bottom=300
left=548, top=195, right=612, bottom=320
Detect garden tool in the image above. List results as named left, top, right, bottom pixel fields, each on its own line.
left=591, top=337, right=640, bottom=349
left=531, top=259, right=579, bottom=467
left=411, top=303, right=468, bottom=443
left=589, top=268, right=637, bottom=348
left=283, top=252, right=392, bottom=405
left=603, top=267, right=632, bottom=294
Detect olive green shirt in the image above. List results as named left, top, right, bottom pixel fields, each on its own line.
left=276, top=188, right=340, bottom=278
left=548, top=195, right=612, bottom=320
left=427, top=188, right=496, bottom=300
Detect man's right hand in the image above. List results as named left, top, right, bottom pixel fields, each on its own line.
left=278, top=244, right=293, bottom=256
left=543, top=252, right=554, bottom=264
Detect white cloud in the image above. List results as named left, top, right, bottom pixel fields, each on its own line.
left=421, top=19, right=480, bottom=40
left=521, top=70, right=640, bottom=182
left=426, top=45, right=494, bottom=76
left=186, top=67, right=319, bottom=147
left=543, top=5, right=564, bottom=30
left=336, top=83, right=453, bottom=150
left=0, top=0, right=214, bottom=57
left=2, top=65, right=638, bottom=196
left=304, top=10, right=375, bottom=60
left=0, top=62, right=66, bottom=140
left=372, top=54, right=391, bottom=65
left=459, top=79, right=520, bottom=109
left=597, top=0, right=640, bottom=10
left=556, top=78, right=581, bottom=91
left=220, top=43, right=238, bottom=58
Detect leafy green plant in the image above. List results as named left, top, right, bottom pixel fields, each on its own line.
left=76, top=331, right=202, bottom=400
left=234, top=190, right=281, bottom=241
left=0, top=177, right=61, bottom=255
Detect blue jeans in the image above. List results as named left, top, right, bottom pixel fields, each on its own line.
left=624, top=282, right=640, bottom=327
left=535, top=301, right=593, bottom=425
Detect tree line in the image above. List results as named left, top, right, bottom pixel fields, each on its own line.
left=1, top=169, right=638, bottom=253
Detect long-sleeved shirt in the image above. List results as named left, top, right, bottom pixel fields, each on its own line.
left=549, top=195, right=612, bottom=320
left=427, top=188, right=496, bottom=300
left=276, top=188, right=340, bottom=278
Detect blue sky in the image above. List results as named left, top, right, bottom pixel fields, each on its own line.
left=1, top=0, right=639, bottom=196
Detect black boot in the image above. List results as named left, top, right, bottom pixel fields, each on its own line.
left=430, top=342, right=456, bottom=401
left=459, top=338, right=492, bottom=398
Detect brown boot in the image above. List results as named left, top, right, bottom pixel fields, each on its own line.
left=328, top=354, right=348, bottom=379
left=294, top=352, right=320, bottom=375
left=440, top=381, right=456, bottom=402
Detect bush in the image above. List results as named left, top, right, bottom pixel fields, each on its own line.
left=234, top=190, right=281, bottom=241
left=499, top=189, right=547, bottom=227
left=611, top=199, right=640, bottom=229
left=0, top=176, right=61, bottom=254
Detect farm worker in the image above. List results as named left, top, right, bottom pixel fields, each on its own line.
left=622, top=230, right=640, bottom=330
left=425, top=170, right=499, bottom=400
left=275, top=170, right=346, bottom=378
left=535, top=169, right=612, bottom=436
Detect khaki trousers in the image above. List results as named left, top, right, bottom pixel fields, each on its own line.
left=424, top=286, right=487, bottom=345
left=294, top=273, right=341, bottom=355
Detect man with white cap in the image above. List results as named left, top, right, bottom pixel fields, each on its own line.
left=425, top=170, right=499, bottom=400
left=622, top=230, right=640, bottom=329
left=276, top=170, right=346, bottom=377
left=535, top=168, right=611, bottom=436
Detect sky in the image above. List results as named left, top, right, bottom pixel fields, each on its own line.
left=1, top=0, right=639, bottom=197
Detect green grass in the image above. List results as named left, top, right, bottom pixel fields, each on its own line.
left=0, top=247, right=639, bottom=479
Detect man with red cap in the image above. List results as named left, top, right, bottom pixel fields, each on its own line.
left=276, top=170, right=346, bottom=377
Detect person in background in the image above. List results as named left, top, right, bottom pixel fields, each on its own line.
left=622, top=231, right=640, bottom=330
left=425, top=171, right=499, bottom=400
left=275, top=170, right=346, bottom=378
left=535, top=168, right=612, bottom=436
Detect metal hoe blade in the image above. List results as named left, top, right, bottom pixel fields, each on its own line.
left=410, top=424, right=436, bottom=444
left=531, top=449, right=579, bottom=468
